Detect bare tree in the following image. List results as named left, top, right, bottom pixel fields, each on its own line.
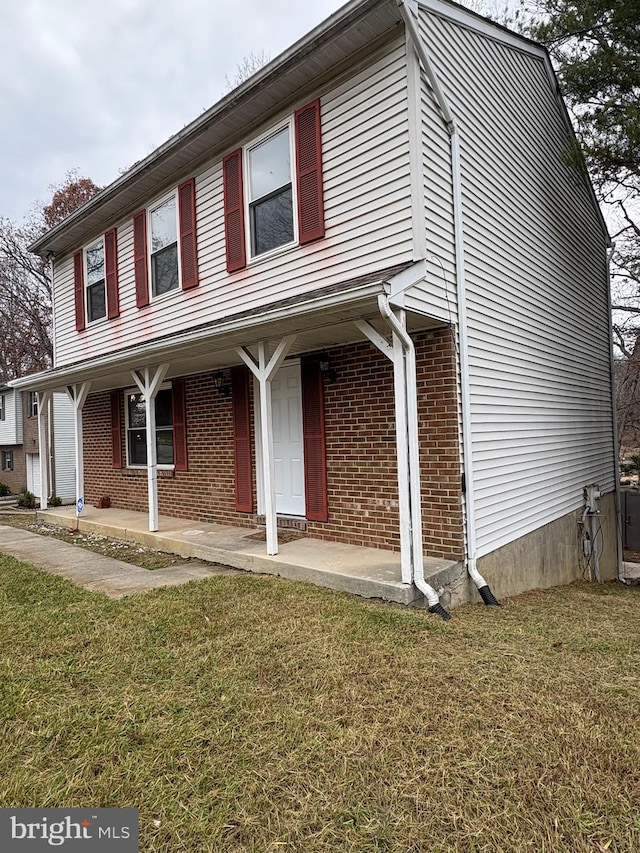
left=0, top=217, right=52, bottom=381
left=225, top=51, right=270, bottom=92
left=0, top=171, right=102, bottom=382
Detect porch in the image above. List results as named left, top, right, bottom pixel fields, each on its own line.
left=36, top=505, right=460, bottom=605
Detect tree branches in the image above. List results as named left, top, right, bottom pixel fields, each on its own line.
left=0, top=171, right=102, bottom=382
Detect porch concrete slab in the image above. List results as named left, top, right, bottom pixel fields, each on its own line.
left=0, top=525, right=228, bottom=599
left=35, top=506, right=435, bottom=605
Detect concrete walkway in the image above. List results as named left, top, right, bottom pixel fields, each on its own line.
left=22, top=505, right=458, bottom=605
left=0, top=524, right=234, bottom=598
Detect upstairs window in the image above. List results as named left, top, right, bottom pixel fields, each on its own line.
left=126, top=387, right=174, bottom=466
left=73, top=229, right=119, bottom=331
left=150, top=195, right=179, bottom=297
left=223, top=99, right=324, bottom=273
left=248, top=126, right=294, bottom=257
left=132, top=178, right=198, bottom=308
left=0, top=394, right=5, bottom=421
left=85, top=240, right=106, bottom=322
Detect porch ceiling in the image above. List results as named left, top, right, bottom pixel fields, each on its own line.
left=11, top=277, right=446, bottom=394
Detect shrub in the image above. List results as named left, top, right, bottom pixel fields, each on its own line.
left=17, top=490, right=37, bottom=509
left=50, top=495, right=62, bottom=507
left=0, top=482, right=10, bottom=497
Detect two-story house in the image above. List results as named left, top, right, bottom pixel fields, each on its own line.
left=13, top=0, right=619, bottom=610
left=0, top=386, right=76, bottom=500
left=0, top=387, right=25, bottom=494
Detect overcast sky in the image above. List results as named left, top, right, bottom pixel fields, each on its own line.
left=0, top=0, right=344, bottom=223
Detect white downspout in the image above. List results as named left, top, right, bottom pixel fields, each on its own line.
left=378, top=296, right=450, bottom=618
left=397, top=0, right=500, bottom=605
left=47, top=394, right=54, bottom=499
left=605, top=243, right=624, bottom=580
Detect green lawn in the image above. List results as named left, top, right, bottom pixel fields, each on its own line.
left=1, top=554, right=639, bottom=852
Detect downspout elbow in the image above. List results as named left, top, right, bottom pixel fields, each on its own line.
left=467, top=559, right=501, bottom=606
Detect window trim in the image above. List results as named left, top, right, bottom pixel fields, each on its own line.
left=1, top=450, right=13, bottom=472
left=84, top=236, right=107, bottom=325
left=0, top=394, right=5, bottom=422
left=124, top=384, right=175, bottom=469
left=27, top=392, right=38, bottom=419
left=147, top=189, right=182, bottom=302
left=244, top=117, right=298, bottom=263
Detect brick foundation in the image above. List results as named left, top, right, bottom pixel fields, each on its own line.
left=82, top=329, right=464, bottom=560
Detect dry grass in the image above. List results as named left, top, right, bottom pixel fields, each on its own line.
left=1, top=555, right=640, bottom=852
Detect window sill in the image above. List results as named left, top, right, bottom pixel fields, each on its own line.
left=150, top=287, right=180, bottom=306
left=125, top=465, right=176, bottom=472
left=86, top=315, right=110, bottom=328
left=247, top=240, right=298, bottom=269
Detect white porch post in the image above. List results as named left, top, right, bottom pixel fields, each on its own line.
left=66, top=382, right=92, bottom=518
left=355, top=319, right=412, bottom=584
left=131, top=364, right=169, bottom=532
left=36, top=391, right=52, bottom=510
left=237, top=335, right=296, bottom=556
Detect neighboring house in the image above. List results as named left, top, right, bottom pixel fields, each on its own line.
left=0, top=387, right=25, bottom=494
left=13, top=0, right=619, bottom=608
left=0, top=386, right=76, bottom=500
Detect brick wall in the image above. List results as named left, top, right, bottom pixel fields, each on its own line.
left=82, top=328, right=464, bottom=560
left=84, top=373, right=256, bottom=529
left=308, top=329, right=463, bottom=559
left=0, top=446, right=27, bottom=494
left=22, top=394, right=41, bottom=457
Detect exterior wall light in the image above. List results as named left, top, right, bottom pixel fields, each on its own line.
left=213, top=369, right=232, bottom=398
left=318, top=353, right=337, bottom=383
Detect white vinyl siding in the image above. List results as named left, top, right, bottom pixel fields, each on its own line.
left=52, top=391, right=76, bottom=500
left=404, top=21, right=457, bottom=324
left=52, top=38, right=419, bottom=367
left=420, top=7, right=613, bottom=558
left=0, top=390, right=23, bottom=446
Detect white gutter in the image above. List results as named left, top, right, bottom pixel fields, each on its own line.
left=397, top=0, right=500, bottom=605
left=377, top=295, right=450, bottom=618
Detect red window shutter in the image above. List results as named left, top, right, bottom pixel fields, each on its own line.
left=294, top=99, right=325, bottom=244
left=223, top=149, right=246, bottom=273
left=104, top=228, right=120, bottom=319
left=110, top=390, right=123, bottom=469
left=231, top=366, right=253, bottom=512
left=301, top=357, right=328, bottom=521
left=178, top=178, right=198, bottom=290
left=73, top=249, right=85, bottom=331
left=133, top=209, right=149, bottom=307
left=172, top=377, right=188, bottom=472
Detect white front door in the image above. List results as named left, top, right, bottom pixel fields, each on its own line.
left=271, top=363, right=305, bottom=516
